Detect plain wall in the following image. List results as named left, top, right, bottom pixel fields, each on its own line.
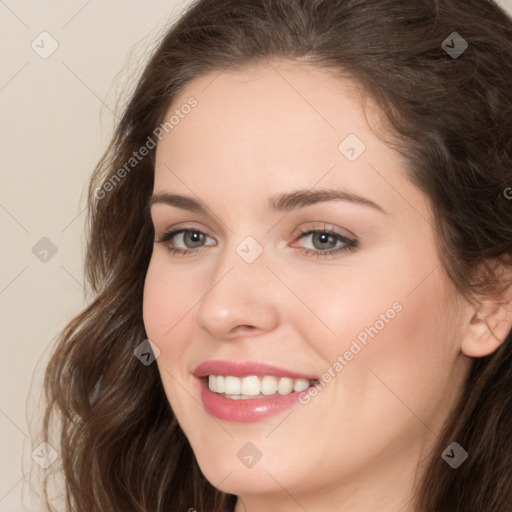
left=0, top=2, right=194, bottom=510
left=1, top=1, right=511, bottom=510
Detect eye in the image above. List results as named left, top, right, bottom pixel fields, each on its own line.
left=155, top=225, right=357, bottom=258
left=292, top=227, right=357, bottom=257
left=155, top=228, right=216, bottom=255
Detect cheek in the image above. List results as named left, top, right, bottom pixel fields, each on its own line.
left=280, top=242, right=424, bottom=347
left=293, top=253, right=456, bottom=404
left=312, top=246, right=449, bottom=365
left=329, top=269, right=458, bottom=423
left=142, top=258, right=200, bottom=412
left=279, top=258, right=404, bottom=365
left=142, top=262, right=168, bottom=339
left=142, top=257, right=197, bottom=346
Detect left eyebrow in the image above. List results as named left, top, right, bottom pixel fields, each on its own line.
left=148, top=188, right=388, bottom=215
left=268, top=188, right=388, bottom=214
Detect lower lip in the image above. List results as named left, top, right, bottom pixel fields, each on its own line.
left=198, top=377, right=303, bottom=422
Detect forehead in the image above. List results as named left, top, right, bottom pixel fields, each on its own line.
left=152, top=60, right=427, bottom=223
left=156, top=60, right=378, bottom=166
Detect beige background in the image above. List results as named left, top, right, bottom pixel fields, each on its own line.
left=1, top=1, right=511, bottom=510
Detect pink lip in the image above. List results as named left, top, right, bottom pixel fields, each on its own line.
left=193, top=360, right=318, bottom=423
left=194, top=360, right=318, bottom=380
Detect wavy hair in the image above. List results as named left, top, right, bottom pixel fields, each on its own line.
left=41, top=0, right=512, bottom=510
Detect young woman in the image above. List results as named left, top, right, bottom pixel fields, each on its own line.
left=41, top=0, right=512, bottom=510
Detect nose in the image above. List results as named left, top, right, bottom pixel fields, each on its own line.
left=196, top=248, right=280, bottom=340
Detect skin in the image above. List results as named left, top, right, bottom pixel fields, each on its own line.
left=142, top=60, right=502, bottom=511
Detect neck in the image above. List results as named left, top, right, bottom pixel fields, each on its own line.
left=233, top=434, right=434, bottom=512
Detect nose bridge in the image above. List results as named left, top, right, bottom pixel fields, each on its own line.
left=196, top=236, right=279, bottom=338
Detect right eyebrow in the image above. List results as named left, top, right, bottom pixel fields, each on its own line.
left=149, top=193, right=207, bottom=214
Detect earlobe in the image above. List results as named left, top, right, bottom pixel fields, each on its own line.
left=461, top=299, right=512, bottom=358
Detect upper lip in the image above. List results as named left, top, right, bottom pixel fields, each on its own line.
left=194, top=360, right=318, bottom=380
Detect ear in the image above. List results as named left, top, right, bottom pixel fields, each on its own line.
left=461, top=263, right=512, bottom=358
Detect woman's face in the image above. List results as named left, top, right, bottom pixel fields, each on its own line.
left=143, top=61, right=473, bottom=508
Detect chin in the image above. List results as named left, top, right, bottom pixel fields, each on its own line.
left=198, top=461, right=283, bottom=496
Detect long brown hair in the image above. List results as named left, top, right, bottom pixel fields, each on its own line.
left=41, top=0, right=512, bottom=510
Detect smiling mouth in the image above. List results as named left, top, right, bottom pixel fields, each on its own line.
left=206, top=375, right=320, bottom=399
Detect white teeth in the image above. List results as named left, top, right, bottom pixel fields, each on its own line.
left=224, top=376, right=241, bottom=395
left=215, top=375, right=225, bottom=393
left=261, top=376, right=277, bottom=395
left=207, top=375, right=315, bottom=397
left=241, top=376, right=261, bottom=396
left=293, top=378, right=310, bottom=392
left=277, top=377, right=293, bottom=395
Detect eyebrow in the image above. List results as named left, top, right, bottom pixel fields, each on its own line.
left=149, top=188, right=387, bottom=215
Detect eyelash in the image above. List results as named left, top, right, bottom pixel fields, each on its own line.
left=155, top=226, right=358, bottom=258
left=294, top=227, right=357, bottom=257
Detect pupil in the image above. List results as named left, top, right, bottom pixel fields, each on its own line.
left=313, top=232, right=336, bottom=250
left=185, top=231, right=203, bottom=247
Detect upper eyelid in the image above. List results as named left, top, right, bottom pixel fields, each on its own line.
left=149, top=206, right=228, bottom=236
left=154, top=221, right=212, bottom=235
left=157, top=227, right=214, bottom=242
left=296, top=223, right=355, bottom=237
left=154, top=219, right=354, bottom=234
left=292, top=228, right=356, bottom=247
left=156, top=225, right=352, bottom=238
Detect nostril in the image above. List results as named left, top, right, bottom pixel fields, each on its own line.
left=232, top=324, right=257, bottom=334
